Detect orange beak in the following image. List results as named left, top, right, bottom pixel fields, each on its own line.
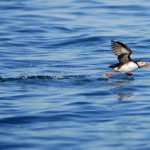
left=145, top=63, right=149, bottom=68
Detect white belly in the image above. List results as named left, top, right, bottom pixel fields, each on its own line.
left=114, top=62, right=138, bottom=73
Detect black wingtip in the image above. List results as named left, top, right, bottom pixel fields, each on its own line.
left=111, top=40, right=116, bottom=45
left=111, top=40, right=115, bottom=47
left=111, top=40, right=127, bottom=47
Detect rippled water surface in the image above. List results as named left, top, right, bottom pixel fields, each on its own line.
left=1, top=0, right=150, bottom=149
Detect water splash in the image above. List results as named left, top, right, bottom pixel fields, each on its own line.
left=0, top=73, right=134, bottom=82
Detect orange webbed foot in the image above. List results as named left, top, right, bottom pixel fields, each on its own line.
left=105, top=71, right=114, bottom=77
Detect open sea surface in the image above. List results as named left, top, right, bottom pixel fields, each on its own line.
left=1, top=0, right=150, bottom=149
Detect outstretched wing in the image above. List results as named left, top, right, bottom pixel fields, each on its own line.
left=111, top=40, right=133, bottom=64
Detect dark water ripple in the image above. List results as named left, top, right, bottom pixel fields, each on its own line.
left=0, top=0, right=150, bottom=150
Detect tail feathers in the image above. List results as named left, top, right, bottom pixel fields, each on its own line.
left=108, top=64, right=118, bottom=68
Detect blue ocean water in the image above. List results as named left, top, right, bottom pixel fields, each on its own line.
left=1, top=0, right=150, bottom=149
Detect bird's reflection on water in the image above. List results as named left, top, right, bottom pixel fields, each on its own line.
left=108, top=75, right=135, bottom=101
left=114, top=91, right=134, bottom=101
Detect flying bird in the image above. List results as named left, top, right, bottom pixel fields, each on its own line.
left=105, top=40, right=148, bottom=77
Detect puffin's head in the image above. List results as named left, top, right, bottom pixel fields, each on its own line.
left=137, top=61, right=149, bottom=68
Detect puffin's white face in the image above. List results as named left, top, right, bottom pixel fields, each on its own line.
left=137, top=61, right=149, bottom=68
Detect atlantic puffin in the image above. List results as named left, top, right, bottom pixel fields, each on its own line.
left=105, top=40, right=149, bottom=77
